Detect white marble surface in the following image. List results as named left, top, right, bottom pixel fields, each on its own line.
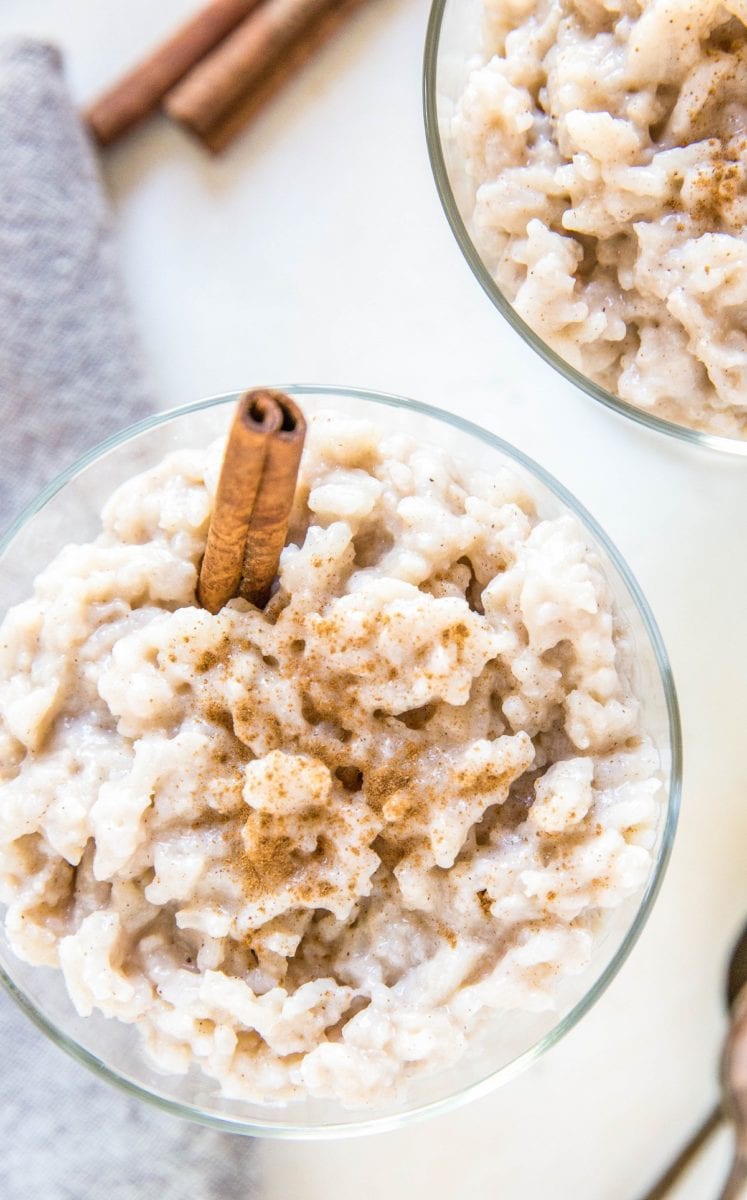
left=0, top=1, right=746, bottom=1197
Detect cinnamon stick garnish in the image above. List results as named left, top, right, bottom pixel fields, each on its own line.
left=238, top=393, right=306, bottom=607
left=163, top=0, right=358, bottom=144
left=199, top=0, right=368, bottom=153
left=84, top=0, right=259, bottom=147
left=198, top=391, right=280, bottom=613
left=197, top=390, right=306, bottom=613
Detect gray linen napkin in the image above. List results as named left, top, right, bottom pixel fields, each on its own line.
left=0, top=39, right=259, bottom=1199
left=0, top=38, right=151, bottom=530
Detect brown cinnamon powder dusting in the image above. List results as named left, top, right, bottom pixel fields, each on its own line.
left=363, top=743, right=420, bottom=814
left=690, top=156, right=742, bottom=224
left=203, top=703, right=234, bottom=733
left=436, top=921, right=458, bottom=949
left=232, top=799, right=348, bottom=908
left=196, top=635, right=231, bottom=674
left=454, top=765, right=513, bottom=801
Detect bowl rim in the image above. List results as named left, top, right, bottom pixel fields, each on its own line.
left=0, top=386, right=682, bottom=1138
left=422, top=0, right=747, bottom=457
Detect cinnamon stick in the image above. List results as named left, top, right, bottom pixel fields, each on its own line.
left=84, top=0, right=259, bottom=147
left=197, top=390, right=281, bottom=614
left=197, top=390, right=306, bottom=613
left=239, top=394, right=306, bottom=608
left=200, top=0, right=368, bottom=152
left=163, top=0, right=351, bottom=139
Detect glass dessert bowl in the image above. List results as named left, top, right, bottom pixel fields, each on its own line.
left=423, top=0, right=747, bottom=455
left=0, top=387, right=681, bottom=1137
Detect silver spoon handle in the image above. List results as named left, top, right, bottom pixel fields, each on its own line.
left=637, top=1104, right=724, bottom=1200
left=719, top=1114, right=747, bottom=1199
left=718, top=1161, right=747, bottom=1200
left=720, top=997, right=747, bottom=1199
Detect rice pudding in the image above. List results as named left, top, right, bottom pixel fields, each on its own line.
left=451, top=0, right=747, bottom=437
left=0, top=411, right=662, bottom=1106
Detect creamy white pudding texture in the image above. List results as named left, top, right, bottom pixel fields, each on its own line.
left=452, top=0, right=747, bottom=437
left=0, top=413, right=661, bottom=1106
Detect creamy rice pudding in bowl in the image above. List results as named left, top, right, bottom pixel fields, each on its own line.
left=0, top=387, right=679, bottom=1136
left=425, top=0, right=747, bottom=452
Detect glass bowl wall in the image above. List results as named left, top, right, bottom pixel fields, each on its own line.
left=0, top=387, right=681, bottom=1137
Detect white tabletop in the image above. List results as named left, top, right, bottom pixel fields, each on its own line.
left=1, top=1, right=746, bottom=1196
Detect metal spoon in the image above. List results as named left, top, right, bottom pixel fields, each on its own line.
left=639, top=920, right=747, bottom=1200
left=719, top=987, right=747, bottom=1199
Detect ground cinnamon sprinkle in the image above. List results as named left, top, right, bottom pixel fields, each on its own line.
left=442, top=622, right=469, bottom=647
left=231, top=776, right=349, bottom=908
left=196, top=634, right=231, bottom=674
left=203, top=702, right=235, bottom=733
left=455, top=766, right=513, bottom=800
left=363, top=742, right=420, bottom=814
left=188, top=602, right=533, bottom=934
left=436, top=921, right=458, bottom=949
left=237, top=827, right=302, bottom=899
left=690, top=156, right=742, bottom=225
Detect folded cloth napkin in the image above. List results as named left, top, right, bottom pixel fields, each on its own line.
left=0, top=38, right=151, bottom=530
left=0, top=39, right=258, bottom=1199
left=0, top=983, right=261, bottom=1200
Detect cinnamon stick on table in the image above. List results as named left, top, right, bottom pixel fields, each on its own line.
left=164, top=0, right=363, bottom=146
left=85, top=0, right=259, bottom=146
left=197, top=390, right=306, bottom=613
left=197, top=0, right=368, bottom=153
